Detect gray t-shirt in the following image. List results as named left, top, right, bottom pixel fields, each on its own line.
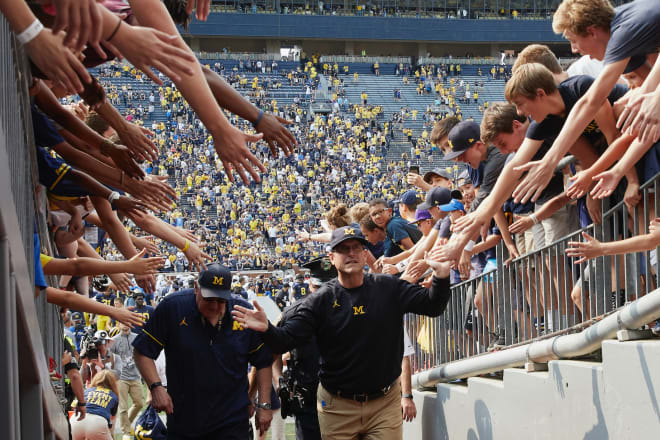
left=110, top=332, right=141, bottom=381
left=603, top=0, right=660, bottom=68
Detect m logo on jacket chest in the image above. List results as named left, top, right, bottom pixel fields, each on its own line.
left=353, top=305, right=365, bottom=315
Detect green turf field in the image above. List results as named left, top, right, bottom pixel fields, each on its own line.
left=114, top=420, right=296, bottom=439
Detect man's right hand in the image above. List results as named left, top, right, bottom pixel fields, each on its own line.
left=232, top=301, right=268, bottom=332
left=151, top=386, right=174, bottom=414
left=256, top=407, right=273, bottom=435
left=406, top=173, right=428, bottom=189
left=75, top=403, right=87, bottom=421
left=424, top=249, right=452, bottom=279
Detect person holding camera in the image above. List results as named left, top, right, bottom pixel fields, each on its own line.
left=81, top=330, right=122, bottom=384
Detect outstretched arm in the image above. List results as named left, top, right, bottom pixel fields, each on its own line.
left=512, top=59, right=629, bottom=203
left=46, top=287, right=143, bottom=327
left=42, top=249, right=163, bottom=276
left=128, top=0, right=266, bottom=184
left=202, top=66, right=296, bottom=157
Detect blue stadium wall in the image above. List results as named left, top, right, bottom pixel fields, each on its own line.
left=186, top=14, right=563, bottom=43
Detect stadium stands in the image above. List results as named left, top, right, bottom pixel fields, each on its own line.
left=85, top=56, right=510, bottom=270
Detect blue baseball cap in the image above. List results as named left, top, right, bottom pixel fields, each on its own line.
left=409, top=209, right=433, bottom=224
left=439, top=199, right=465, bottom=212
left=396, top=190, right=421, bottom=206
left=443, top=121, right=481, bottom=161
left=197, top=263, right=233, bottom=300
left=418, top=187, right=452, bottom=210
left=329, top=226, right=369, bottom=250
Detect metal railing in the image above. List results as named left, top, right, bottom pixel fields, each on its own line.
left=0, top=15, right=68, bottom=440
left=195, top=51, right=283, bottom=61
left=406, top=172, right=660, bottom=377
left=193, top=52, right=517, bottom=66
left=418, top=56, right=513, bottom=65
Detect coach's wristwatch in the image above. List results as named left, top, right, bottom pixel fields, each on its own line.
left=255, top=401, right=272, bottom=410
left=149, top=381, right=163, bottom=391
left=402, top=393, right=414, bottom=400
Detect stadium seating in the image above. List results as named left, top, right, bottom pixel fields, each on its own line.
left=90, top=56, right=508, bottom=269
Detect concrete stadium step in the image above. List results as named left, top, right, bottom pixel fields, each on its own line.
left=406, top=336, right=660, bottom=439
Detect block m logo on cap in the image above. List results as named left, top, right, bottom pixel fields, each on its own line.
left=213, top=276, right=224, bottom=286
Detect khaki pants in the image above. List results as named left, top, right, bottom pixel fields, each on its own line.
left=118, top=379, right=145, bottom=434
left=71, top=413, right=112, bottom=440
left=317, top=380, right=402, bottom=440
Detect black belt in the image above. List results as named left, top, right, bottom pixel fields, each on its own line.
left=323, top=380, right=397, bottom=403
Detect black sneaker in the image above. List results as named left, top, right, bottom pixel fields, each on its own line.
left=610, top=290, right=627, bottom=310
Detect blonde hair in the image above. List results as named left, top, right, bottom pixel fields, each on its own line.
left=505, top=63, right=557, bottom=102
left=480, top=103, right=527, bottom=145
left=90, top=370, right=119, bottom=397
left=552, top=0, right=615, bottom=36
left=513, top=44, right=563, bottom=74
left=326, top=203, right=352, bottom=229
left=349, top=202, right=370, bottom=223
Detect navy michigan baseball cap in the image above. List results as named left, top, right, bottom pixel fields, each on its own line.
left=443, top=121, right=481, bottom=161
left=197, top=263, right=233, bottom=300
left=396, top=190, right=422, bottom=206
left=418, top=187, right=452, bottom=211
left=329, top=226, right=369, bottom=250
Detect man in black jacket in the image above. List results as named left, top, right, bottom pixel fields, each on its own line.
left=233, top=226, right=452, bottom=440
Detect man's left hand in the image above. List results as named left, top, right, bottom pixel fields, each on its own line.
left=232, top=301, right=269, bottom=332
left=256, top=407, right=272, bottom=435
left=402, top=397, right=417, bottom=422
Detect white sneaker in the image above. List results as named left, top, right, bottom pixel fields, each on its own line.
left=122, top=435, right=133, bottom=440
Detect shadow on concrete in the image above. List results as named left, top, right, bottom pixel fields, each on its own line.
left=423, top=384, right=449, bottom=440
left=637, top=343, right=660, bottom=424
left=551, top=362, right=566, bottom=400
left=474, top=399, right=492, bottom=440
left=584, top=368, right=608, bottom=440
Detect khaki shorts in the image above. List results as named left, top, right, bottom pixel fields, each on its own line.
left=533, top=204, right=579, bottom=253
left=512, top=213, right=535, bottom=256
left=317, top=380, right=402, bottom=440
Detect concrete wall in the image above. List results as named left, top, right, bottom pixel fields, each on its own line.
left=404, top=339, right=660, bottom=439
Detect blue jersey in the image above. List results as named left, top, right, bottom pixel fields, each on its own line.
left=132, top=289, right=272, bottom=436
left=131, top=304, right=155, bottom=334
left=95, top=292, right=116, bottom=307
left=84, top=386, right=118, bottom=423
left=292, top=282, right=309, bottom=301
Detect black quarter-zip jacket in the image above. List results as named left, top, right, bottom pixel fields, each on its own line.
left=263, top=273, right=451, bottom=394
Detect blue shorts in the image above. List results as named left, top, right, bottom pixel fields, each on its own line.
left=482, top=258, right=497, bottom=283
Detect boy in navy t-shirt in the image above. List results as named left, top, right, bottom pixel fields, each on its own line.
left=368, top=199, right=422, bottom=257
